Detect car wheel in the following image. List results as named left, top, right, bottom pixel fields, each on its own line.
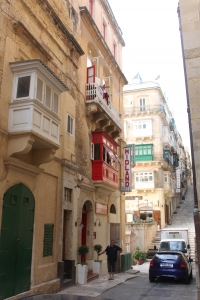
left=189, top=269, right=193, bottom=279
left=149, top=275, right=155, bottom=282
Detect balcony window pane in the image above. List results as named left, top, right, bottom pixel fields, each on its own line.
left=36, top=78, right=43, bottom=102
left=16, top=76, right=30, bottom=98
left=45, top=85, right=51, bottom=108
left=53, top=92, right=59, bottom=114
left=94, top=144, right=100, bottom=160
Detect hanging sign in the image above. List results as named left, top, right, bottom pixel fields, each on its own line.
left=176, top=168, right=180, bottom=189
left=124, top=147, right=132, bottom=190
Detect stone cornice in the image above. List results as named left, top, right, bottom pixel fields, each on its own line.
left=61, top=158, right=79, bottom=172
left=3, top=157, right=43, bottom=177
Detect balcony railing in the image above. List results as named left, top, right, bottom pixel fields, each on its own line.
left=86, top=83, right=122, bottom=130
left=124, top=105, right=166, bottom=116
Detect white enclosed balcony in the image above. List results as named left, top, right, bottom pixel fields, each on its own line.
left=7, top=59, right=68, bottom=164
left=135, top=181, right=155, bottom=190
left=85, top=83, right=122, bottom=133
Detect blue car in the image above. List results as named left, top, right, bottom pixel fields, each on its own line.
left=149, top=251, right=192, bottom=283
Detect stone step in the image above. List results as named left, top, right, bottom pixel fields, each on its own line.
left=87, top=270, right=99, bottom=283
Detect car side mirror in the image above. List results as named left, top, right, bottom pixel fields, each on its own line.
left=187, top=244, right=190, bottom=249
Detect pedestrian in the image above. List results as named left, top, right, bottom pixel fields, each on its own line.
left=99, top=239, right=122, bottom=280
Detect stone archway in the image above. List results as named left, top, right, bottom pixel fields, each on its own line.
left=0, top=183, right=35, bottom=299
left=80, top=200, right=93, bottom=262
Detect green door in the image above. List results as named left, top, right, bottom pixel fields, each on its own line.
left=0, top=184, right=35, bottom=300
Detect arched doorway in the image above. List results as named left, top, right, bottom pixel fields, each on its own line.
left=0, top=183, right=35, bottom=299
left=81, top=201, right=92, bottom=262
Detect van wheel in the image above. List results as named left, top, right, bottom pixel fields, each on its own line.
left=149, top=276, right=155, bottom=282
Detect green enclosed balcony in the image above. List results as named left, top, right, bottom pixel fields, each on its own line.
left=135, top=144, right=153, bottom=162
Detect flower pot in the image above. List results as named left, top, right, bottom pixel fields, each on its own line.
left=93, top=261, right=102, bottom=274
left=137, top=259, right=144, bottom=265
left=77, top=264, right=88, bottom=284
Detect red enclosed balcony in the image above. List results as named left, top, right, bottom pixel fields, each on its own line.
left=91, top=131, right=121, bottom=190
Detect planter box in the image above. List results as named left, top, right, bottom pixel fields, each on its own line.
left=137, top=260, right=144, bottom=265
left=93, top=261, right=102, bottom=274
left=77, top=264, right=88, bottom=284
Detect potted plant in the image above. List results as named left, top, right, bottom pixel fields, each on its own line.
left=93, top=244, right=102, bottom=274
left=77, top=245, right=89, bottom=284
left=132, top=246, right=147, bottom=265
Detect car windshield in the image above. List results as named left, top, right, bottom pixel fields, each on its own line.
left=155, top=253, right=182, bottom=261
left=160, top=241, right=186, bottom=251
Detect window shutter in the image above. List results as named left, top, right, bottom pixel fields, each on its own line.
left=43, top=224, right=54, bottom=257
left=87, top=66, right=96, bottom=84
left=126, top=144, right=135, bottom=167
left=91, top=143, right=94, bottom=160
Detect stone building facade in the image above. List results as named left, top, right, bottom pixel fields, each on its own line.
left=0, top=0, right=127, bottom=299
left=123, top=76, right=190, bottom=246
left=179, top=0, right=200, bottom=297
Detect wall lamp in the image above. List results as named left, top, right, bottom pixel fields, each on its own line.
left=75, top=217, right=83, bottom=227
left=94, top=218, right=101, bottom=227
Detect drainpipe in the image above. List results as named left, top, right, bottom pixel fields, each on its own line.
left=177, top=3, right=200, bottom=267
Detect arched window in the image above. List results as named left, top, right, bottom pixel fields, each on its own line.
left=110, top=204, right=116, bottom=214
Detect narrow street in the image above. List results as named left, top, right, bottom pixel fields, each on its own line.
left=52, top=185, right=197, bottom=300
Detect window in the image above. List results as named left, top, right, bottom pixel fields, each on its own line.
left=53, top=92, right=59, bottom=114
left=163, top=149, right=173, bottom=166
left=103, top=22, right=106, bottom=39
left=36, top=77, right=43, bottom=101
left=43, top=224, right=54, bottom=257
left=91, top=143, right=100, bottom=160
left=110, top=204, right=116, bottom=214
left=113, top=43, right=117, bottom=59
left=16, top=76, right=31, bottom=98
left=87, top=66, right=95, bottom=84
left=134, top=120, right=151, bottom=131
left=164, top=173, right=168, bottom=183
left=89, top=0, right=93, bottom=16
left=135, top=144, right=153, bottom=161
left=135, top=172, right=154, bottom=182
left=139, top=98, right=146, bottom=111
left=45, top=85, right=51, bottom=108
left=36, top=76, right=60, bottom=114
left=67, top=114, right=74, bottom=135
left=64, top=188, right=72, bottom=202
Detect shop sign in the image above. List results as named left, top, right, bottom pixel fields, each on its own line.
left=124, top=147, right=131, bottom=190
left=96, top=203, right=107, bottom=214
left=176, top=168, right=180, bottom=189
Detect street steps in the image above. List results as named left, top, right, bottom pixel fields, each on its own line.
left=147, top=230, right=160, bottom=259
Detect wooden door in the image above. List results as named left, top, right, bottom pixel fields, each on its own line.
left=153, top=210, right=161, bottom=226
left=165, top=204, right=169, bottom=224
left=62, top=210, right=67, bottom=261
left=0, top=184, right=34, bottom=300
left=110, top=223, right=120, bottom=245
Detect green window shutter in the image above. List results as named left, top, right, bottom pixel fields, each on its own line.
left=43, top=224, right=54, bottom=257
left=126, top=144, right=135, bottom=166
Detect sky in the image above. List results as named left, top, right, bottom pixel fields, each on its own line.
left=108, top=0, right=191, bottom=151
